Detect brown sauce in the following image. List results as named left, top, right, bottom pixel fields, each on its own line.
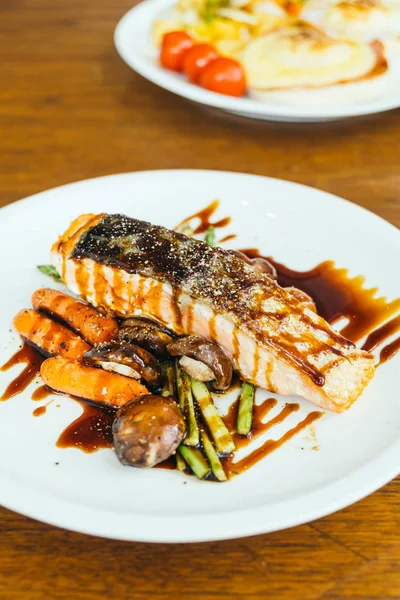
left=226, top=410, right=323, bottom=476
left=0, top=343, right=46, bottom=401
left=219, top=234, right=237, bottom=244
left=362, top=315, right=400, bottom=352
left=32, top=400, right=53, bottom=417
left=208, top=315, right=217, bottom=341
left=171, top=290, right=183, bottom=333
left=175, top=200, right=231, bottom=235
left=31, top=385, right=52, bottom=401
left=232, top=327, right=240, bottom=364
left=379, top=337, right=400, bottom=366
left=224, top=397, right=299, bottom=452
left=155, top=457, right=177, bottom=470
left=146, top=280, right=163, bottom=324
left=33, top=405, right=47, bottom=417
left=241, top=249, right=400, bottom=347
left=56, top=400, right=115, bottom=453
left=251, top=345, right=260, bottom=382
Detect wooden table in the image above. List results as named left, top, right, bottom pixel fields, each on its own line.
left=1, top=1, right=399, bottom=598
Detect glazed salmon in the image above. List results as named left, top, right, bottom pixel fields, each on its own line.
left=51, top=213, right=375, bottom=412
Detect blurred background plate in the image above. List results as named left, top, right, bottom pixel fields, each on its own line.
left=114, top=0, right=400, bottom=123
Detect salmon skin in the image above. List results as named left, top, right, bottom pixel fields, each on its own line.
left=52, top=213, right=375, bottom=412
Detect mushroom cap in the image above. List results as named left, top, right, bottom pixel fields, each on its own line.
left=112, top=395, right=186, bottom=468
left=167, top=335, right=233, bottom=391
left=118, top=317, right=174, bottom=358
left=83, top=342, right=161, bottom=387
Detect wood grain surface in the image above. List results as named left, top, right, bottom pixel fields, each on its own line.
left=0, top=1, right=399, bottom=599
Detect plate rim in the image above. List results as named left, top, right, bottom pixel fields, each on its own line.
left=114, top=0, right=400, bottom=121
left=0, top=169, right=399, bottom=543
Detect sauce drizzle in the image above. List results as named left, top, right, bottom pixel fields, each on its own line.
left=175, top=200, right=231, bottom=235
left=31, top=385, right=52, bottom=401
left=0, top=343, right=45, bottom=401
left=56, top=401, right=115, bottom=453
left=219, top=234, right=237, bottom=244
left=33, top=400, right=53, bottom=417
left=226, top=411, right=323, bottom=475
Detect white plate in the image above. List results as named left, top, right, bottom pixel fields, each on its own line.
left=0, top=170, right=399, bottom=542
left=114, top=0, right=400, bottom=123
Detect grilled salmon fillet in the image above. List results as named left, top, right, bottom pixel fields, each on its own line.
left=51, top=213, right=375, bottom=412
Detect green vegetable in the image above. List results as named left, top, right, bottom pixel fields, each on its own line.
left=236, top=382, right=255, bottom=436
left=161, top=362, right=176, bottom=398
left=201, top=430, right=227, bottom=482
left=201, top=0, right=228, bottom=21
left=204, top=226, right=216, bottom=246
left=178, top=445, right=210, bottom=480
left=191, top=379, right=235, bottom=455
left=176, top=364, right=199, bottom=447
left=37, top=264, right=62, bottom=282
left=176, top=452, right=187, bottom=471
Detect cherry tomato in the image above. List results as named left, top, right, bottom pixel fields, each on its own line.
left=160, top=31, right=194, bottom=72
left=285, top=1, right=301, bottom=15
left=199, top=58, right=246, bottom=97
left=182, top=43, right=219, bottom=83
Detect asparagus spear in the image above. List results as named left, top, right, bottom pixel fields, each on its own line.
left=236, top=382, right=255, bottom=436
left=191, top=379, right=235, bottom=455
left=176, top=364, right=200, bottom=446
left=204, top=226, right=216, bottom=246
left=176, top=452, right=186, bottom=471
left=178, top=445, right=210, bottom=479
left=161, top=362, right=176, bottom=398
left=200, top=430, right=227, bottom=482
left=37, top=264, right=62, bottom=282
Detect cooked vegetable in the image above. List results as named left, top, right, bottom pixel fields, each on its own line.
left=201, top=429, right=227, bottom=481
left=176, top=452, right=187, bottom=471
left=204, top=225, right=216, bottom=246
left=40, top=356, right=149, bottom=408
left=14, top=309, right=90, bottom=360
left=178, top=356, right=215, bottom=382
left=32, top=288, right=119, bottom=346
left=161, top=361, right=176, bottom=397
left=160, top=31, right=194, bottom=71
left=199, top=57, right=246, bottom=96
left=167, top=335, right=232, bottom=390
left=112, top=395, right=186, bottom=468
left=37, top=264, right=62, bottom=282
left=183, top=43, right=219, bottom=82
left=191, top=379, right=235, bottom=455
left=176, top=364, right=200, bottom=446
left=83, top=342, right=161, bottom=387
left=118, top=317, right=174, bottom=358
left=236, top=381, right=254, bottom=436
left=178, top=445, right=210, bottom=479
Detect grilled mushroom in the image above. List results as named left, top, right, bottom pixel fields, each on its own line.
left=83, top=342, right=161, bottom=387
left=167, top=335, right=232, bottom=391
left=286, top=287, right=317, bottom=313
left=112, top=395, right=186, bottom=468
left=118, top=317, right=174, bottom=358
left=231, top=250, right=277, bottom=280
